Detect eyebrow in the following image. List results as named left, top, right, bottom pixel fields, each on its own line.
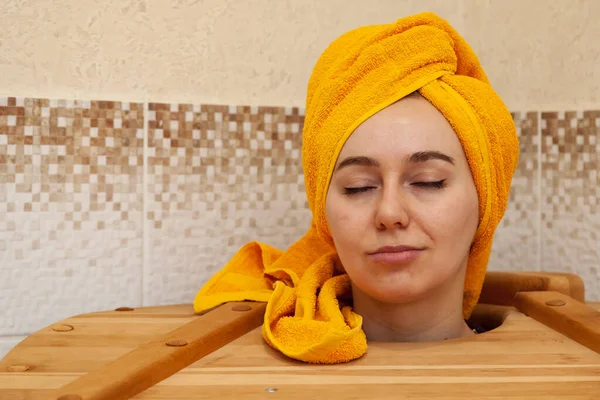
left=409, top=151, right=455, bottom=165
left=334, top=151, right=455, bottom=172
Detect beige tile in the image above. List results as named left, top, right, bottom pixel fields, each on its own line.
left=489, top=112, right=539, bottom=272
left=0, top=97, right=144, bottom=335
left=144, top=103, right=311, bottom=306
left=541, top=110, right=600, bottom=301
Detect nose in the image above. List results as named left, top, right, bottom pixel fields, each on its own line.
left=374, top=185, right=410, bottom=230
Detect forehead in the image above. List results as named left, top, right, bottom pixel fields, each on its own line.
left=339, top=94, right=463, bottom=157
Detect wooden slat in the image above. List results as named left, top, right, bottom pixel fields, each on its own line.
left=0, top=305, right=201, bottom=374
left=514, top=291, right=600, bottom=354
left=2, top=273, right=599, bottom=399
left=137, top=381, right=600, bottom=400
left=132, top=304, right=600, bottom=399
left=479, top=271, right=585, bottom=306
left=50, top=301, right=266, bottom=400
left=3, top=302, right=600, bottom=399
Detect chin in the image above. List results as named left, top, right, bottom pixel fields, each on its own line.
left=355, top=280, right=431, bottom=305
left=372, top=289, right=428, bottom=305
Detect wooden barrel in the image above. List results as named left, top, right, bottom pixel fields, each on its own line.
left=1, top=271, right=599, bottom=399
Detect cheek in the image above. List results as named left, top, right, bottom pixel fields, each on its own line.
left=424, top=186, right=479, bottom=244
left=326, top=194, right=367, bottom=250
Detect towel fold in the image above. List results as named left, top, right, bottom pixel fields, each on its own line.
left=194, top=11, right=519, bottom=364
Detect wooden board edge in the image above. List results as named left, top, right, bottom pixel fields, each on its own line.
left=514, top=291, right=600, bottom=354
left=50, top=301, right=266, bottom=400
left=479, top=271, right=585, bottom=306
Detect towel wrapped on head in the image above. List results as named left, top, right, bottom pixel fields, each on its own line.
left=194, top=12, right=519, bottom=364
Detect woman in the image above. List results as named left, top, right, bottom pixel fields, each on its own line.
left=327, top=92, right=480, bottom=342
left=194, top=12, right=519, bottom=364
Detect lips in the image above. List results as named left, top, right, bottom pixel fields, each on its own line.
left=367, top=245, right=424, bottom=264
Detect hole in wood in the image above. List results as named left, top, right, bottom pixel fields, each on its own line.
left=545, top=299, right=566, bottom=307
left=231, top=304, right=252, bottom=312
left=115, top=307, right=134, bottom=311
left=8, top=365, right=30, bottom=372
left=57, top=395, right=83, bottom=400
left=465, top=304, right=511, bottom=334
left=52, top=324, right=74, bottom=332
left=166, top=339, right=188, bottom=347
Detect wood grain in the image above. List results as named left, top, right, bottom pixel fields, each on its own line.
left=479, top=271, right=585, bottom=306
left=2, top=302, right=600, bottom=399
left=134, top=303, right=600, bottom=399
left=2, top=283, right=600, bottom=398
left=50, top=301, right=266, bottom=400
left=514, top=291, right=600, bottom=354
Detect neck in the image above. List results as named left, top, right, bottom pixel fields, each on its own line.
left=352, top=283, right=474, bottom=342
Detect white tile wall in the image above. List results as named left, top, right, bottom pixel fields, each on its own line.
left=0, top=336, right=26, bottom=361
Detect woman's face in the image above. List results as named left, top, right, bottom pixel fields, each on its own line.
left=325, top=94, right=479, bottom=304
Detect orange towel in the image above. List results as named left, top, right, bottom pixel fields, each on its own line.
left=194, top=12, right=519, bottom=364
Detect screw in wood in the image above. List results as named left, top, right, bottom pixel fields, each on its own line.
left=57, top=395, right=83, bottom=400
left=166, top=339, right=188, bottom=347
left=8, top=365, right=30, bottom=372
left=231, top=304, right=252, bottom=312
left=52, top=324, right=74, bottom=332
left=545, top=299, right=566, bottom=307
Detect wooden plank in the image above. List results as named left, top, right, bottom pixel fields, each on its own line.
left=145, top=304, right=598, bottom=399
left=514, top=291, right=600, bottom=354
left=0, top=305, right=200, bottom=374
left=50, top=301, right=266, bottom=400
left=135, top=309, right=600, bottom=399
left=1, top=271, right=596, bottom=400
left=135, top=381, right=600, bottom=400
left=479, top=271, right=585, bottom=306
left=3, top=302, right=600, bottom=399
left=187, top=304, right=600, bottom=370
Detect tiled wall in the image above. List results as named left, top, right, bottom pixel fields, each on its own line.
left=1, top=97, right=599, bottom=358
left=144, top=103, right=309, bottom=306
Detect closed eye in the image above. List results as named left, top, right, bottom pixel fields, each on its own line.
left=412, top=180, right=446, bottom=189
left=343, top=186, right=376, bottom=195
left=343, top=180, right=445, bottom=195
